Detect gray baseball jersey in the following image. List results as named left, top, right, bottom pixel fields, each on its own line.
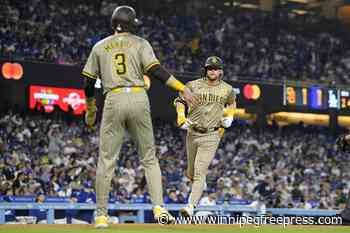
left=82, top=32, right=160, bottom=93
left=184, top=78, right=235, bottom=129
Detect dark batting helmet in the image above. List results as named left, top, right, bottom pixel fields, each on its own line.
left=111, top=5, right=140, bottom=32
left=204, top=56, right=224, bottom=69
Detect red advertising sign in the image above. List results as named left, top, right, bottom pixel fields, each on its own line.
left=29, top=85, right=86, bottom=115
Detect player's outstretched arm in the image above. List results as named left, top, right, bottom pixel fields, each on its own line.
left=147, top=64, right=199, bottom=106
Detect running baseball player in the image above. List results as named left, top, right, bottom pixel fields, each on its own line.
left=174, top=56, right=236, bottom=217
left=82, top=6, right=198, bottom=228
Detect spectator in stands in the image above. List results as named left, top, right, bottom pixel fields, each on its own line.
left=29, top=193, right=47, bottom=224
left=195, top=191, right=217, bottom=218
left=47, top=124, right=64, bottom=161
left=164, top=190, right=179, bottom=204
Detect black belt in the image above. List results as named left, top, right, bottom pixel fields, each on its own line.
left=191, top=126, right=220, bottom=134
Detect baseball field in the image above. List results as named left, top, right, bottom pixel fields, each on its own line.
left=0, top=224, right=349, bottom=233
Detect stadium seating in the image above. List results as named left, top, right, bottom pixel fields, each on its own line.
left=1, top=0, right=350, bottom=83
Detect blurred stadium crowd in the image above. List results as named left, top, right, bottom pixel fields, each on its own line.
left=2, top=0, right=350, bottom=83
left=0, top=110, right=349, bottom=211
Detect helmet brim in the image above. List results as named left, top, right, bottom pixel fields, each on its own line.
left=205, top=65, right=223, bottom=70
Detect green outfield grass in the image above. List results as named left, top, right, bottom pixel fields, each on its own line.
left=0, top=224, right=349, bottom=233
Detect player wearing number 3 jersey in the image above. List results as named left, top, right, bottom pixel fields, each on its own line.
left=81, top=6, right=199, bottom=228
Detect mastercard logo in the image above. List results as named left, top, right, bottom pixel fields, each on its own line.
left=2, top=62, right=23, bottom=80
left=243, top=84, right=261, bottom=100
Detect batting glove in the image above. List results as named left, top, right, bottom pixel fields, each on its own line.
left=177, top=112, right=193, bottom=130
left=177, top=113, right=186, bottom=126
left=179, top=119, right=193, bottom=130
left=85, top=97, right=97, bottom=128
left=221, top=116, right=233, bottom=128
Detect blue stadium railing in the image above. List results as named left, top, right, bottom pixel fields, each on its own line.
left=0, top=203, right=339, bottom=224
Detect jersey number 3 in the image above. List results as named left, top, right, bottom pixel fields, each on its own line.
left=114, top=53, right=127, bottom=75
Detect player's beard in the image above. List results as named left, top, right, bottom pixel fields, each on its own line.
left=207, top=73, right=220, bottom=81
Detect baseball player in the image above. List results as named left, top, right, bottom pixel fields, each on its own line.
left=82, top=6, right=198, bottom=228
left=174, top=56, right=236, bottom=217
